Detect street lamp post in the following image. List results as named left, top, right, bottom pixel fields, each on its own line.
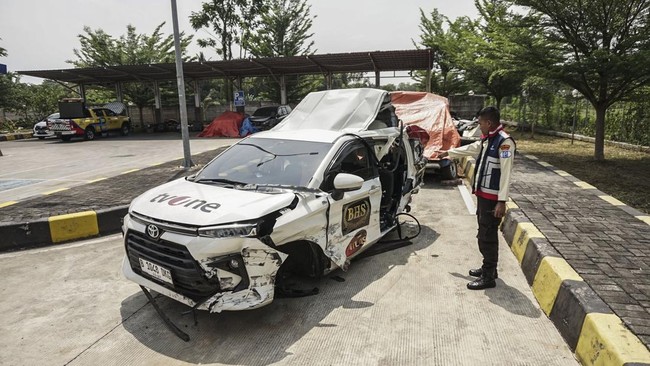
left=170, top=0, right=193, bottom=168
left=571, top=89, right=580, bottom=145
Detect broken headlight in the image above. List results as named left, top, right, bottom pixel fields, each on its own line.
left=198, top=223, right=258, bottom=238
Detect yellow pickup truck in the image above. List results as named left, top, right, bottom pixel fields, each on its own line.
left=49, top=99, right=131, bottom=141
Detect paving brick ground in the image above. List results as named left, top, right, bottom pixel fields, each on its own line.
left=510, top=156, right=650, bottom=349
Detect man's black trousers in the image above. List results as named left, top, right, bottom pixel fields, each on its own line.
left=476, top=196, right=500, bottom=275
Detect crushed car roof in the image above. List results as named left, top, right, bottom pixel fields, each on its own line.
left=252, top=129, right=346, bottom=143
left=273, top=88, right=388, bottom=133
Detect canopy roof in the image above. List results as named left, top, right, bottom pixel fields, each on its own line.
left=17, top=49, right=432, bottom=85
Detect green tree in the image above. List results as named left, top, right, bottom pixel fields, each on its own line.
left=416, top=9, right=470, bottom=96
left=68, top=23, right=193, bottom=126
left=451, top=0, right=525, bottom=109
left=507, top=0, right=650, bottom=160
left=0, top=76, right=71, bottom=130
left=521, top=76, right=558, bottom=137
left=190, top=0, right=267, bottom=106
left=243, top=0, right=318, bottom=103
left=190, top=0, right=267, bottom=60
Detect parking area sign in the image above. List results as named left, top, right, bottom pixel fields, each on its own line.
left=234, top=90, right=245, bottom=107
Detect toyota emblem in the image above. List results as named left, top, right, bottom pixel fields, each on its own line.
left=146, top=224, right=160, bottom=239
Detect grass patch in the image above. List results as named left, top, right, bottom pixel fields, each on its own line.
left=510, top=130, right=650, bottom=214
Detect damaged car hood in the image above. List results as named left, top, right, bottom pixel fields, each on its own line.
left=130, top=178, right=296, bottom=226
left=273, top=88, right=386, bottom=132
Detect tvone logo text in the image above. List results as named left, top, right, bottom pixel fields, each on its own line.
left=150, top=193, right=220, bottom=213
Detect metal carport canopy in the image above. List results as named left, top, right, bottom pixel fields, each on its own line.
left=17, top=49, right=433, bottom=84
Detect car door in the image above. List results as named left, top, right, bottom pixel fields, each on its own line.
left=321, top=141, right=382, bottom=269
left=102, top=108, right=120, bottom=130
left=91, top=109, right=108, bottom=133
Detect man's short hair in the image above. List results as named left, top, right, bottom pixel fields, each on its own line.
left=478, top=106, right=500, bottom=125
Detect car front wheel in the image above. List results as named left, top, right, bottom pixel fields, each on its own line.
left=120, top=122, right=131, bottom=136
left=84, top=127, right=95, bottom=141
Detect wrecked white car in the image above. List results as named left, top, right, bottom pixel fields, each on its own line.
left=122, top=88, right=426, bottom=324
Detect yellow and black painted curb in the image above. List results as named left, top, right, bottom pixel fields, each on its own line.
left=457, top=156, right=650, bottom=366
left=0, top=132, right=33, bottom=142
left=0, top=205, right=128, bottom=252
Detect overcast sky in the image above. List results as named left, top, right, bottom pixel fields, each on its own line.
left=0, top=0, right=478, bottom=84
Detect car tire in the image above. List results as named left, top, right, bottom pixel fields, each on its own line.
left=439, top=161, right=457, bottom=180
left=84, top=127, right=95, bottom=141
left=120, top=122, right=131, bottom=136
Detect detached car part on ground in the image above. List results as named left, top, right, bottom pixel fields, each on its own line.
left=122, top=89, right=427, bottom=331
left=49, top=99, right=131, bottom=141
left=391, top=92, right=461, bottom=180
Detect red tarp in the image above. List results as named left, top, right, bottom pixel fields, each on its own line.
left=198, top=111, right=245, bottom=137
left=391, top=91, right=461, bottom=160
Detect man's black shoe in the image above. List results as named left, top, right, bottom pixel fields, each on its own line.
left=468, top=268, right=498, bottom=279
left=467, top=277, right=497, bottom=290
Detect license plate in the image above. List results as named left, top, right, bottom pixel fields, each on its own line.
left=139, top=258, right=173, bottom=285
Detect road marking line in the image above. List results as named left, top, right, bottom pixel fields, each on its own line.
left=526, top=155, right=539, bottom=160
left=0, top=201, right=18, bottom=208
left=554, top=170, right=571, bottom=177
left=87, top=177, right=107, bottom=183
left=636, top=216, right=650, bottom=225
left=149, top=162, right=164, bottom=166
left=598, top=195, right=625, bottom=206
left=43, top=187, right=69, bottom=195
left=538, top=161, right=553, bottom=167
left=574, top=181, right=596, bottom=189
left=121, top=169, right=140, bottom=174
left=458, top=184, right=475, bottom=215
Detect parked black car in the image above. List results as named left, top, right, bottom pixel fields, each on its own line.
left=249, top=105, right=292, bottom=130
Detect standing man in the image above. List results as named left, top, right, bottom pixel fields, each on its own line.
left=439, top=106, right=515, bottom=290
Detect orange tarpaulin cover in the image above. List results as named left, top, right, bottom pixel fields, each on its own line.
left=198, top=111, right=245, bottom=138
left=391, top=91, right=461, bottom=160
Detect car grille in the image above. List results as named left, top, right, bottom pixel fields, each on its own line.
left=125, top=230, right=221, bottom=301
left=50, top=122, right=71, bottom=131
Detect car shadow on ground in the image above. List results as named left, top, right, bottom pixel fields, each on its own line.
left=119, top=225, right=439, bottom=365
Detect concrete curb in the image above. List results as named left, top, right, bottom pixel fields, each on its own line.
left=458, top=155, right=650, bottom=365
left=0, top=205, right=128, bottom=252
left=0, top=132, right=33, bottom=142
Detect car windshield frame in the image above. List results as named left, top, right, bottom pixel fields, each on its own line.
left=194, top=137, right=333, bottom=188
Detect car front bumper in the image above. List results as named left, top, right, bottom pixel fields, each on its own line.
left=122, top=213, right=287, bottom=313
